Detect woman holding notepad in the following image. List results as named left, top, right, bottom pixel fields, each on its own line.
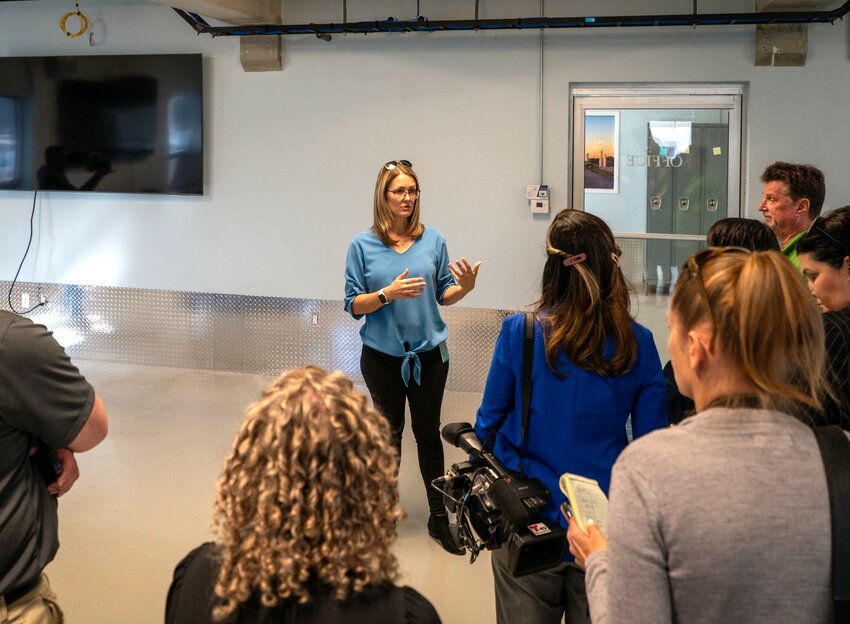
left=567, top=248, right=844, bottom=623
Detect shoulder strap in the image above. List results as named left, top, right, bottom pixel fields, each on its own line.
left=482, top=313, right=535, bottom=475
left=813, top=426, right=850, bottom=622
left=517, top=312, right=534, bottom=477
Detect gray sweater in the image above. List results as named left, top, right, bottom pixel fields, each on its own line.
left=585, top=407, right=838, bottom=624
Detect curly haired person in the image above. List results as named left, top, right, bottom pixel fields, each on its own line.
left=165, top=366, right=440, bottom=623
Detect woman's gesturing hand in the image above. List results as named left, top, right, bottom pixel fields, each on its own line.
left=387, top=268, right=426, bottom=300
left=449, top=257, right=482, bottom=293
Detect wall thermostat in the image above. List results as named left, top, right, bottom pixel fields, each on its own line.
left=527, top=184, right=550, bottom=214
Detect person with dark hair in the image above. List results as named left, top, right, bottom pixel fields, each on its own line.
left=665, top=217, right=780, bottom=424
left=758, top=161, right=825, bottom=269
left=798, top=205, right=850, bottom=428
left=343, top=160, right=481, bottom=555
left=165, top=367, right=441, bottom=624
left=474, top=209, right=667, bottom=624
left=568, top=248, right=842, bottom=624
left=706, top=217, right=780, bottom=251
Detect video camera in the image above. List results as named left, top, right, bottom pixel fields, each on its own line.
left=431, top=422, right=565, bottom=577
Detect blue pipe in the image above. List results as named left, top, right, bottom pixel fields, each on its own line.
left=173, top=2, right=850, bottom=38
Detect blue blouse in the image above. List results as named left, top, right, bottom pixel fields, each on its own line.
left=344, top=227, right=455, bottom=378
left=474, top=313, right=668, bottom=538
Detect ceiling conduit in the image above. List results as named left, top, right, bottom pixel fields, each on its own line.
left=174, top=1, right=850, bottom=38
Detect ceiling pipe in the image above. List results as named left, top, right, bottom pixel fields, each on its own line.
left=174, top=2, right=850, bottom=38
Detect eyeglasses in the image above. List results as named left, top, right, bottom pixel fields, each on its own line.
left=384, top=160, right=412, bottom=170
left=804, top=215, right=849, bottom=256
left=386, top=188, right=421, bottom=199
left=686, top=246, right=751, bottom=350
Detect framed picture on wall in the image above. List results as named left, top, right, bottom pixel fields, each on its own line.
left=584, top=111, right=619, bottom=194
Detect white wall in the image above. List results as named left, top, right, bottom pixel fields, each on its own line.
left=1, top=0, right=848, bottom=310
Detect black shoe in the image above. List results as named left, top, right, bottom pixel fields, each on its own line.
left=428, top=514, right=465, bottom=556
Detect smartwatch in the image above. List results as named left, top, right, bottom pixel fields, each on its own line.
left=378, top=289, right=390, bottom=305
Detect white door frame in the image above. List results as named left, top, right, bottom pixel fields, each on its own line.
left=569, top=83, right=746, bottom=237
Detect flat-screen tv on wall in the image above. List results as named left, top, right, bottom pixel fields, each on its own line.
left=0, top=54, right=203, bottom=195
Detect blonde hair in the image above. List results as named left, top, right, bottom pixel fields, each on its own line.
left=211, top=366, right=403, bottom=620
left=671, top=249, right=825, bottom=413
left=372, top=162, right=425, bottom=245
left=535, top=209, right=636, bottom=377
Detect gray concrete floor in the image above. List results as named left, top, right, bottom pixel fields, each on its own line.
left=44, top=295, right=671, bottom=623
left=46, top=360, right=494, bottom=624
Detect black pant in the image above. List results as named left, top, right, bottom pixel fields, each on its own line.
left=492, top=546, right=590, bottom=624
left=360, top=344, right=449, bottom=516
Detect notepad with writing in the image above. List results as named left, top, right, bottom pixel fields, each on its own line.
left=559, top=472, right=608, bottom=534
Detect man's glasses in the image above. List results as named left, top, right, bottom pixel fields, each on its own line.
left=804, top=216, right=849, bottom=256
left=386, top=188, right=421, bottom=200
left=384, top=160, right=412, bottom=170
left=686, top=246, right=751, bottom=350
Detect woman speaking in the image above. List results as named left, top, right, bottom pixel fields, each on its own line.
left=344, top=160, right=481, bottom=555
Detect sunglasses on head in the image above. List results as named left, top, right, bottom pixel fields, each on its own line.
left=686, top=246, right=751, bottom=351
left=804, top=215, right=849, bottom=256
left=384, top=160, right=412, bottom=170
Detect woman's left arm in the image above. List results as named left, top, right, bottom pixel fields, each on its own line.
left=604, top=461, right=672, bottom=624
left=441, top=257, right=482, bottom=305
left=567, top=519, right=610, bottom=624
left=571, top=459, right=672, bottom=624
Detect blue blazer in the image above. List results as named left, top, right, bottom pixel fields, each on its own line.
left=474, top=313, right=668, bottom=539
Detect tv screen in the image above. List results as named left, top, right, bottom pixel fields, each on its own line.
left=0, top=54, right=203, bottom=195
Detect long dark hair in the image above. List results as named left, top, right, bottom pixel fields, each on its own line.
left=534, top=209, right=636, bottom=376
left=797, top=206, right=850, bottom=269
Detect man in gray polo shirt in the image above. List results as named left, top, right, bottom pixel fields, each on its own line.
left=0, top=310, right=108, bottom=622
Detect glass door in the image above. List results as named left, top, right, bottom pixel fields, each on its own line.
left=570, top=86, right=744, bottom=294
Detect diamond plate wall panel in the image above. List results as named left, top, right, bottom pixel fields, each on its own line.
left=440, top=306, right=512, bottom=392
left=0, top=281, right=517, bottom=392
left=212, top=294, right=244, bottom=372
left=74, top=288, right=215, bottom=369
left=240, top=296, right=365, bottom=382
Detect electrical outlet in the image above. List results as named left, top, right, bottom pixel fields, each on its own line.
left=21, top=293, right=29, bottom=308
left=311, top=314, right=318, bottom=326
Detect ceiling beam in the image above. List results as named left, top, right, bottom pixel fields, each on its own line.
left=755, top=0, right=826, bottom=66
left=151, top=0, right=280, bottom=25
left=156, top=0, right=283, bottom=72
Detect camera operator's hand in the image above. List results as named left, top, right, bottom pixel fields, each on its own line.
left=566, top=517, right=608, bottom=569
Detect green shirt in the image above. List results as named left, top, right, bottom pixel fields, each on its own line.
left=782, top=230, right=807, bottom=270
